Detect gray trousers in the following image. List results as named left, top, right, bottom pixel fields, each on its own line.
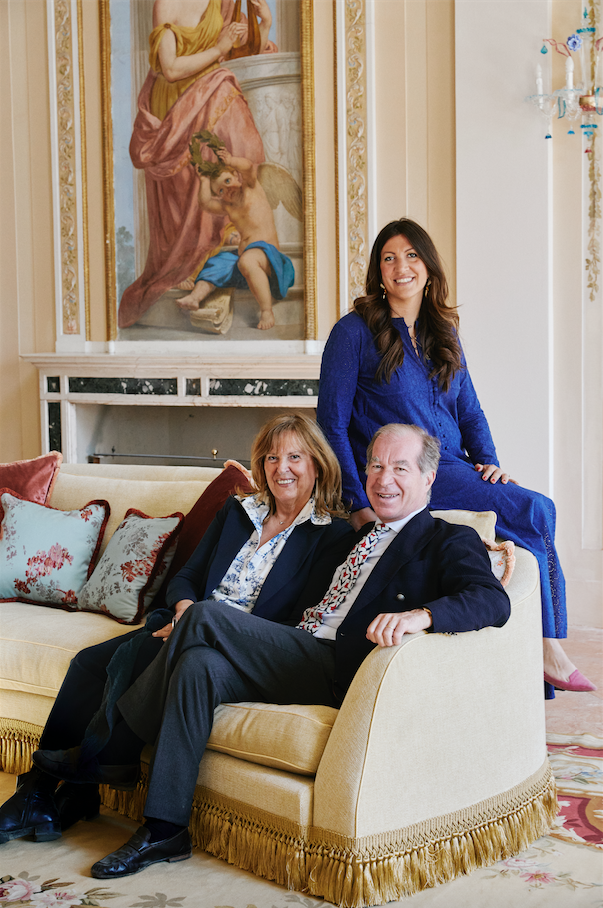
left=118, top=601, right=337, bottom=826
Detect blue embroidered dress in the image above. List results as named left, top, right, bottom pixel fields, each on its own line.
left=316, top=312, right=566, bottom=650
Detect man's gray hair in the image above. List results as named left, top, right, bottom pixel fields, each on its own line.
left=365, top=424, right=441, bottom=477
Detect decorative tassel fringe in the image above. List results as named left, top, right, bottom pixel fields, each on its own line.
left=0, top=720, right=42, bottom=774
left=2, top=725, right=557, bottom=908
left=304, top=763, right=558, bottom=907
left=99, top=758, right=556, bottom=908
left=100, top=763, right=149, bottom=823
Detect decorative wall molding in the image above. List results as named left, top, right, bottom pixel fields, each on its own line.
left=47, top=0, right=88, bottom=348
left=581, top=0, right=603, bottom=550
left=46, top=0, right=89, bottom=351
left=585, top=0, right=601, bottom=306
left=301, top=0, right=317, bottom=339
left=336, top=0, right=371, bottom=314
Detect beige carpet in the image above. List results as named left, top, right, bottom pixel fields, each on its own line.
left=1, top=736, right=601, bottom=908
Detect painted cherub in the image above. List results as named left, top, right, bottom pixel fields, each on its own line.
left=178, top=132, right=300, bottom=330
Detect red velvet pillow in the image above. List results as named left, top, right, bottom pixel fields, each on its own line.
left=0, top=452, right=63, bottom=505
left=150, top=464, right=252, bottom=610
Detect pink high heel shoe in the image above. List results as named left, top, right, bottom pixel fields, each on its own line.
left=544, top=669, right=597, bottom=692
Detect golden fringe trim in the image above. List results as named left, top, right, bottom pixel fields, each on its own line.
left=304, top=761, right=558, bottom=906
left=0, top=719, right=42, bottom=774
left=102, top=758, right=557, bottom=907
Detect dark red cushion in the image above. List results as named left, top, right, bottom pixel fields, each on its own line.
left=0, top=452, right=63, bottom=505
left=150, top=464, right=252, bottom=610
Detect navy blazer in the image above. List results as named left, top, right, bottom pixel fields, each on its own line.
left=167, top=496, right=354, bottom=624
left=325, top=509, right=511, bottom=700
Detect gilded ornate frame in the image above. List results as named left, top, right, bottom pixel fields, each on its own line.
left=98, top=0, right=317, bottom=341
left=48, top=0, right=370, bottom=346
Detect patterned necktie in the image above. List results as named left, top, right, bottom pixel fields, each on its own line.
left=298, top=522, right=389, bottom=633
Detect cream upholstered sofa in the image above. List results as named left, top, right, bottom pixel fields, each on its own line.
left=0, top=462, right=556, bottom=907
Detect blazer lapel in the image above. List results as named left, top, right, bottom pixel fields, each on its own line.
left=203, top=510, right=252, bottom=597
left=255, top=521, right=317, bottom=605
left=348, top=509, right=438, bottom=615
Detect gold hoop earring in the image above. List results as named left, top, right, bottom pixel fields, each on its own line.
left=380, top=282, right=386, bottom=300
left=424, top=279, right=432, bottom=297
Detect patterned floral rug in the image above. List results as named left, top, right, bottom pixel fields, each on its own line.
left=0, top=734, right=601, bottom=908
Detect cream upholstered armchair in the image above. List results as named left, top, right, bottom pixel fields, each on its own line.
left=0, top=462, right=556, bottom=907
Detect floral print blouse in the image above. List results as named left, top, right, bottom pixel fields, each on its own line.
left=209, top=495, right=330, bottom=613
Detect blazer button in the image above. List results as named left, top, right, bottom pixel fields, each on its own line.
left=396, top=593, right=405, bottom=601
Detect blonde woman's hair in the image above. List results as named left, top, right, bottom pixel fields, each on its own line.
left=244, top=413, right=346, bottom=518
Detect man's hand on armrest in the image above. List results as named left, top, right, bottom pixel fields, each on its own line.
left=366, top=609, right=433, bottom=647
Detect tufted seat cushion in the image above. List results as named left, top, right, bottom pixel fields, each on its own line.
left=207, top=702, right=339, bottom=775
left=0, top=602, right=133, bottom=698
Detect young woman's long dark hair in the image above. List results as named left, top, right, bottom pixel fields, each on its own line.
left=353, top=219, right=462, bottom=390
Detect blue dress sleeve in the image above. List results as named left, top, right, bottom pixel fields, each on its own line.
left=455, top=349, right=499, bottom=466
left=317, top=318, right=371, bottom=512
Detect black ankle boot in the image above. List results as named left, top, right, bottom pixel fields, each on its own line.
left=54, top=782, right=101, bottom=831
left=0, top=768, right=61, bottom=844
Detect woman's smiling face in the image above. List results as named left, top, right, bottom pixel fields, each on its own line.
left=264, top=432, right=318, bottom=512
left=380, top=234, right=429, bottom=314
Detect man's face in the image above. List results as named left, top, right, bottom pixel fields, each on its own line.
left=365, top=432, right=435, bottom=523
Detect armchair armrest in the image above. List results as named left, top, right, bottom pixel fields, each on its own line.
left=313, top=547, right=547, bottom=839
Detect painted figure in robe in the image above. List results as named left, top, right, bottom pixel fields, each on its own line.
left=118, top=0, right=276, bottom=329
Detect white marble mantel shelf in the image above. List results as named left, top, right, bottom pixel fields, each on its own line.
left=22, top=353, right=321, bottom=378
left=23, top=353, right=322, bottom=461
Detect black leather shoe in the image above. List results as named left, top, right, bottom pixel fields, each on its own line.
left=32, top=747, right=139, bottom=791
left=91, top=825, right=192, bottom=878
left=54, top=782, right=101, bottom=831
left=0, top=769, right=61, bottom=844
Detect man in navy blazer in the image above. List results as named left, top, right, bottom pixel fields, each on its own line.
left=81, top=423, right=511, bottom=879
left=310, top=423, right=511, bottom=699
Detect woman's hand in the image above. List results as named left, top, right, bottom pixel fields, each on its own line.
left=474, top=464, right=518, bottom=485
left=250, top=0, right=272, bottom=48
left=350, top=507, right=378, bottom=531
left=152, top=599, right=194, bottom=640
left=217, top=21, right=247, bottom=57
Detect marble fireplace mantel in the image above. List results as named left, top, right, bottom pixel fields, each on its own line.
left=22, top=353, right=321, bottom=463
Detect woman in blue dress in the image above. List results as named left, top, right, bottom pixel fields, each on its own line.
left=317, top=218, right=595, bottom=697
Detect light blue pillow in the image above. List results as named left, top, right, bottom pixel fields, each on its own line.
left=0, top=490, right=109, bottom=607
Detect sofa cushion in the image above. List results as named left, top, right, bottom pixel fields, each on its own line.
left=0, top=491, right=109, bottom=608
left=0, top=452, right=62, bottom=505
left=207, top=702, right=339, bottom=776
left=0, top=602, right=133, bottom=698
left=430, top=509, right=497, bottom=539
left=77, top=509, right=183, bottom=624
left=49, top=474, right=211, bottom=553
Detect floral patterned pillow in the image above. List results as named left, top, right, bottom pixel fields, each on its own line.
left=0, top=489, right=109, bottom=608
left=77, top=509, right=183, bottom=625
